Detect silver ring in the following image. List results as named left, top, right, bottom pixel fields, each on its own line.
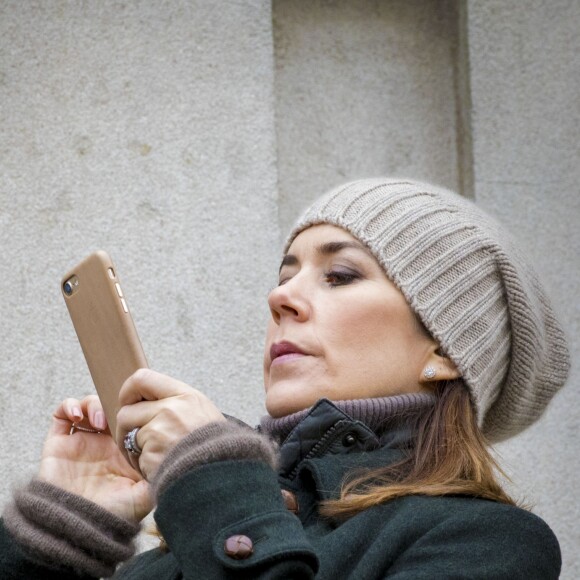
left=124, top=427, right=142, bottom=455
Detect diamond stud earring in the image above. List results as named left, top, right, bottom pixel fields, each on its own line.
left=423, top=366, right=437, bottom=379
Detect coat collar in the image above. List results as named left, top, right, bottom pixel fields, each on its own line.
left=274, top=397, right=434, bottom=498
left=276, top=399, right=380, bottom=480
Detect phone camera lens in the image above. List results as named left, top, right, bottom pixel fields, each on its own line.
left=63, top=281, right=73, bottom=295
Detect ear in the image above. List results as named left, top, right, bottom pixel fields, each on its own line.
left=419, top=345, right=461, bottom=384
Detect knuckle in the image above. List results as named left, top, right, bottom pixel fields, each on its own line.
left=155, top=407, right=175, bottom=427
left=132, top=367, right=153, bottom=383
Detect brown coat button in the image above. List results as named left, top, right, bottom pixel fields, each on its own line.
left=281, top=489, right=299, bottom=514
left=224, top=535, right=253, bottom=560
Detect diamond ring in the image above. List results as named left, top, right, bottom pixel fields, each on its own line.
left=124, top=427, right=142, bottom=455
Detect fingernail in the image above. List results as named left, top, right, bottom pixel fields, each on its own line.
left=72, top=406, right=83, bottom=421
left=94, top=411, right=106, bottom=431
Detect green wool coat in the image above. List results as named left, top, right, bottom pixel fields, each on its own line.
left=1, top=400, right=561, bottom=579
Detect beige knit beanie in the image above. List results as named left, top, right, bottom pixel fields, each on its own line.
left=285, top=178, right=570, bottom=442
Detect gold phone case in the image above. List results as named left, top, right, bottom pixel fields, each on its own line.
left=61, top=251, right=148, bottom=440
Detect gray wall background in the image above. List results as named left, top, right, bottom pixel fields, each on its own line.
left=1, top=0, right=578, bottom=576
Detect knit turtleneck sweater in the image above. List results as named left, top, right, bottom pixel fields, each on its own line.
left=260, top=392, right=437, bottom=444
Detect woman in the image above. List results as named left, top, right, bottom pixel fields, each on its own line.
left=1, top=179, right=569, bottom=578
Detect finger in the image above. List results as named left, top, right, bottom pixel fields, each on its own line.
left=49, top=396, right=107, bottom=437
left=84, top=395, right=108, bottom=431
left=49, top=397, right=87, bottom=437
left=116, top=391, right=214, bottom=440
left=116, top=399, right=162, bottom=440
left=57, top=398, right=84, bottom=422
left=118, top=369, right=192, bottom=406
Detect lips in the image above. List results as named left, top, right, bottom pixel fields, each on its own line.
left=270, top=341, right=307, bottom=363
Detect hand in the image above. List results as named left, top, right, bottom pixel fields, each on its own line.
left=38, top=395, right=152, bottom=522
left=117, top=369, right=226, bottom=481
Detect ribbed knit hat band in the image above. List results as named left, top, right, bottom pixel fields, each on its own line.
left=285, top=179, right=570, bottom=442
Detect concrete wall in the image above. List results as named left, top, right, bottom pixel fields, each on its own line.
left=1, top=0, right=578, bottom=576
left=273, top=0, right=463, bottom=234
left=0, top=0, right=278, bottom=490
left=468, top=2, right=580, bottom=577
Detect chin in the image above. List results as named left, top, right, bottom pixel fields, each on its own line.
left=265, top=388, right=314, bottom=418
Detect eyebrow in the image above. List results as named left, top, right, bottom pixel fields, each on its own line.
left=279, top=240, right=372, bottom=272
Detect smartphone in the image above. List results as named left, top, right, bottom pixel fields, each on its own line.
left=61, top=251, right=148, bottom=440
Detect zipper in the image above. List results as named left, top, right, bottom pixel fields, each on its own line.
left=287, top=423, right=343, bottom=480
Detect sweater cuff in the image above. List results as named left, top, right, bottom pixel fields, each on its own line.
left=3, top=479, right=140, bottom=578
left=151, top=420, right=278, bottom=499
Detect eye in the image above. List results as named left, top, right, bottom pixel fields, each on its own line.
left=325, top=269, right=360, bottom=287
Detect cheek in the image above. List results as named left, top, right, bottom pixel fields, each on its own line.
left=327, top=296, right=416, bottom=357
left=319, top=301, right=385, bottom=357
left=345, top=296, right=390, bottom=332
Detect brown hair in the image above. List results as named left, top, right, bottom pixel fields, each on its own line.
left=319, top=379, right=517, bottom=519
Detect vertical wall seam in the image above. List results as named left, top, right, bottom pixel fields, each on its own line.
left=270, top=1, right=285, bottom=248
left=453, top=0, right=475, bottom=199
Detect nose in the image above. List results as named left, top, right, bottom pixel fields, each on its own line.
left=268, top=277, right=310, bottom=325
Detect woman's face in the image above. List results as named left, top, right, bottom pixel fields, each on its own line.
left=263, top=224, right=438, bottom=417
